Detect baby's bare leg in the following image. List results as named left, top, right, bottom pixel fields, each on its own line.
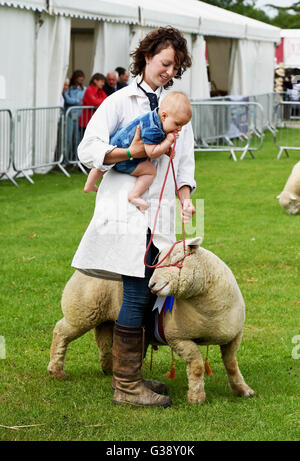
left=129, top=161, right=156, bottom=212
left=84, top=168, right=105, bottom=193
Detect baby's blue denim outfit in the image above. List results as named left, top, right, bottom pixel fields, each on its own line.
left=111, top=108, right=165, bottom=174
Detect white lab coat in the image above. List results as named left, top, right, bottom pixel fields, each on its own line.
left=72, top=76, right=196, bottom=280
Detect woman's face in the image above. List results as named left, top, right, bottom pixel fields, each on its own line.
left=94, top=79, right=105, bottom=89
left=76, top=76, right=85, bottom=86
left=144, top=46, right=179, bottom=91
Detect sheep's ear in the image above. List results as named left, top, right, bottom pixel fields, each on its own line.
left=276, top=194, right=281, bottom=199
left=186, top=237, right=203, bottom=252
left=289, top=193, right=297, bottom=200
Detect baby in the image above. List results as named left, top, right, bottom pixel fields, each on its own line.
left=84, top=91, right=192, bottom=212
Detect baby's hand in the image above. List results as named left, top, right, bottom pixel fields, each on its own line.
left=166, top=132, right=176, bottom=143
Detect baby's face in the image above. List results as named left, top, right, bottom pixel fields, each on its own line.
left=161, top=111, right=191, bottom=134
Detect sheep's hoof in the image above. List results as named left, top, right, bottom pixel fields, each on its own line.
left=233, top=385, right=255, bottom=398
left=188, top=390, right=206, bottom=404
left=48, top=366, right=67, bottom=380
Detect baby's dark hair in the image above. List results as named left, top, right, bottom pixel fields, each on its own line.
left=130, top=27, right=192, bottom=89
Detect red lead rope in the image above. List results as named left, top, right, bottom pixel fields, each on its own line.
left=144, top=133, right=190, bottom=270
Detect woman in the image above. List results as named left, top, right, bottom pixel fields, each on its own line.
left=63, top=70, right=86, bottom=161
left=78, top=73, right=107, bottom=133
left=63, top=69, right=86, bottom=110
left=72, top=27, right=196, bottom=408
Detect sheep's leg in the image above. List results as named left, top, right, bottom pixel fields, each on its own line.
left=48, top=317, right=90, bottom=379
left=168, top=339, right=206, bottom=404
left=220, top=332, right=254, bottom=398
left=93, top=322, right=114, bottom=374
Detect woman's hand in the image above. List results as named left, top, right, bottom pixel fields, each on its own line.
left=104, top=126, right=146, bottom=164
left=180, top=198, right=196, bottom=223
left=129, top=125, right=147, bottom=159
left=178, top=186, right=195, bottom=223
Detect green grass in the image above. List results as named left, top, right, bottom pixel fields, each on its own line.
left=0, top=132, right=299, bottom=441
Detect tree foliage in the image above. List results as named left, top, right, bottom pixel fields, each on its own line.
left=267, top=2, right=300, bottom=28
left=200, top=0, right=300, bottom=28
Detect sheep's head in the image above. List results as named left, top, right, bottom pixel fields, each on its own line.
left=278, top=192, right=300, bottom=215
left=148, top=237, right=204, bottom=299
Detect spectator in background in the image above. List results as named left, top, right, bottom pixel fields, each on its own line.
left=115, top=67, right=129, bottom=89
left=79, top=73, right=107, bottom=135
left=64, top=70, right=86, bottom=161
left=103, top=71, right=118, bottom=96
left=63, top=70, right=86, bottom=110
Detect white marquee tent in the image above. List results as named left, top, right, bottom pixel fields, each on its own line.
left=0, top=0, right=281, bottom=112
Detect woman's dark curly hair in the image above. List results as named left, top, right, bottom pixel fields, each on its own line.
left=130, top=27, right=192, bottom=89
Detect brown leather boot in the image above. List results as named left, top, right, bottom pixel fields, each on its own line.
left=111, top=376, right=168, bottom=395
left=112, top=323, right=172, bottom=408
left=111, top=331, right=168, bottom=395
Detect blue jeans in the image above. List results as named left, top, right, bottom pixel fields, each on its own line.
left=117, top=231, right=158, bottom=327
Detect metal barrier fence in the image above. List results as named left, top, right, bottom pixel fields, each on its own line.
left=273, top=101, right=300, bottom=159
left=191, top=101, right=264, bottom=161
left=248, top=93, right=283, bottom=134
left=0, top=109, right=18, bottom=186
left=64, top=106, right=97, bottom=174
left=14, top=106, right=69, bottom=183
left=2, top=93, right=299, bottom=187
left=197, top=93, right=284, bottom=135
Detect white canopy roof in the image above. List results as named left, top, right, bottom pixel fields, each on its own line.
left=0, top=0, right=280, bottom=41
left=51, top=0, right=139, bottom=24
left=156, top=0, right=280, bottom=41
left=0, top=0, right=45, bottom=11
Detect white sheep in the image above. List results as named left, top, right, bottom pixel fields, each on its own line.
left=48, top=237, right=254, bottom=404
left=277, top=161, right=300, bottom=215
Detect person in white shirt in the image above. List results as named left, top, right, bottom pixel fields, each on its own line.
left=72, top=27, right=196, bottom=408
